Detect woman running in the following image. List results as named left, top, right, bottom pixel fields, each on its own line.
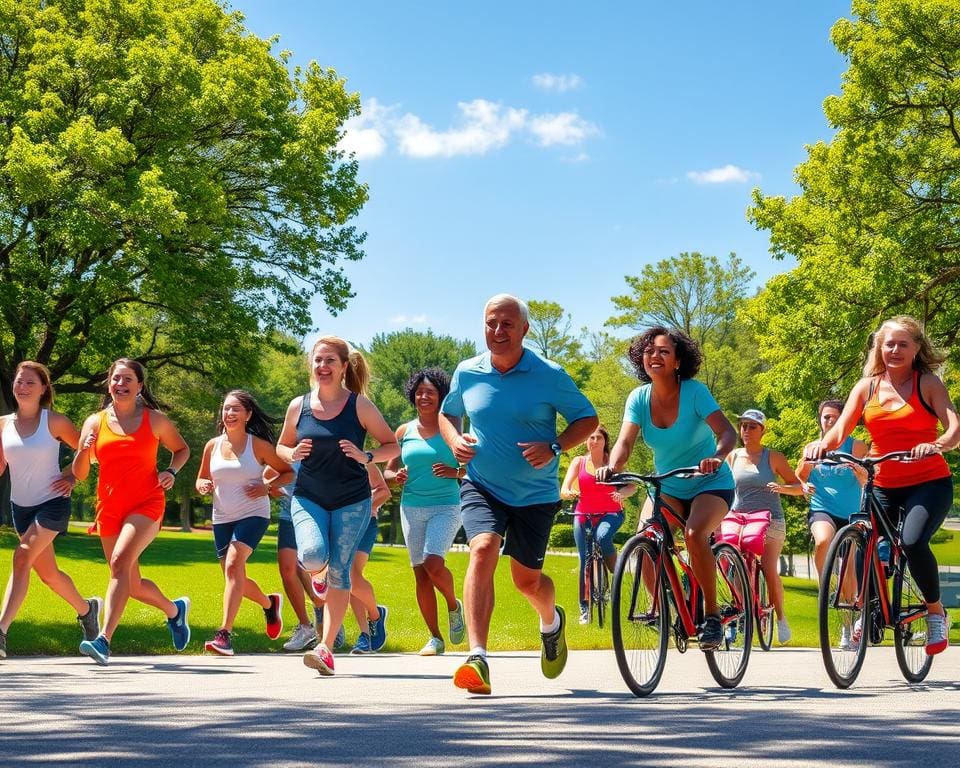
left=0, top=361, right=100, bottom=659
left=277, top=337, right=399, bottom=676
left=597, top=327, right=737, bottom=650
left=726, top=408, right=804, bottom=644
left=561, top=425, right=633, bottom=624
left=73, top=358, right=191, bottom=665
left=385, top=367, right=466, bottom=656
left=196, top=390, right=293, bottom=656
left=804, top=316, right=959, bottom=655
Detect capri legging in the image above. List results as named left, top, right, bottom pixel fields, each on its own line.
left=873, top=476, right=952, bottom=603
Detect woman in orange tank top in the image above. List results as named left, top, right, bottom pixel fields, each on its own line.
left=804, top=317, right=960, bottom=656
left=71, top=358, right=192, bottom=666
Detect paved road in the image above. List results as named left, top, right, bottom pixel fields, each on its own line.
left=2, top=647, right=957, bottom=766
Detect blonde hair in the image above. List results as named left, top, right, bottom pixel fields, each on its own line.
left=863, top=316, right=946, bottom=377
left=310, top=336, right=370, bottom=397
left=14, top=361, right=54, bottom=409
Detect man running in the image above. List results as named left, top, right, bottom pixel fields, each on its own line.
left=440, top=294, right=598, bottom=694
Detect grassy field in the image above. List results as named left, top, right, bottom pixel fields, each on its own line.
left=0, top=524, right=954, bottom=657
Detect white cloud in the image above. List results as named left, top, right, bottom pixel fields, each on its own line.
left=562, top=152, right=590, bottom=164
left=529, top=112, right=599, bottom=147
left=394, top=100, right=527, bottom=158
left=389, top=313, right=428, bottom=325
left=686, top=164, right=760, bottom=184
left=339, top=98, right=392, bottom=159
left=532, top=73, right=583, bottom=92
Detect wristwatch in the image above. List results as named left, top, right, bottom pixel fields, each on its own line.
left=550, top=442, right=562, bottom=456
left=364, top=451, right=374, bottom=464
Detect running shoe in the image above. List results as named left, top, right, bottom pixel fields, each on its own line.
left=369, top=604, right=388, bottom=652
left=448, top=599, right=466, bottom=645
left=851, top=617, right=863, bottom=650
left=312, top=574, right=328, bottom=601
left=167, top=596, right=191, bottom=651
left=698, top=614, right=723, bottom=651
left=419, top=637, right=445, bottom=656
left=79, top=634, right=110, bottom=666
left=77, top=596, right=103, bottom=642
left=926, top=610, right=949, bottom=656
left=578, top=607, right=590, bottom=625
left=351, top=632, right=372, bottom=655
left=334, top=624, right=346, bottom=651
left=777, top=618, right=792, bottom=645
left=205, top=629, right=234, bottom=657
left=283, top=624, right=318, bottom=652
left=264, top=593, right=283, bottom=640
left=0, top=628, right=6, bottom=659
left=838, top=625, right=852, bottom=651
left=303, top=645, right=335, bottom=676
left=540, top=606, right=568, bottom=679
left=724, top=620, right=738, bottom=645
left=453, top=654, right=491, bottom=695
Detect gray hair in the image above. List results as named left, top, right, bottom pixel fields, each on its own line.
left=484, top=293, right=528, bottom=322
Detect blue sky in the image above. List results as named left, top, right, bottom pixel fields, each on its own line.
left=238, top=2, right=851, bottom=352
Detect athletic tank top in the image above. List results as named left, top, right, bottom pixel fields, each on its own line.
left=574, top=456, right=622, bottom=516
left=399, top=421, right=460, bottom=506
left=863, top=372, right=949, bottom=488
left=293, top=391, right=370, bottom=510
left=730, top=447, right=784, bottom=522
left=210, top=434, right=270, bottom=523
left=1, top=409, right=63, bottom=507
left=94, top=408, right=164, bottom=516
left=808, top=436, right=862, bottom=519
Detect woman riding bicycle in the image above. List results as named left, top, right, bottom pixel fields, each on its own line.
left=803, top=316, right=959, bottom=655
left=598, top=327, right=737, bottom=650
left=561, top=425, right=635, bottom=624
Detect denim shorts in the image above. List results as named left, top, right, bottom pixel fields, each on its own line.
left=276, top=517, right=298, bottom=551
left=356, top=515, right=379, bottom=556
left=765, top=517, right=786, bottom=546
left=213, top=516, right=269, bottom=559
left=401, top=503, right=462, bottom=566
left=12, top=496, right=72, bottom=536
left=291, top=494, right=372, bottom=590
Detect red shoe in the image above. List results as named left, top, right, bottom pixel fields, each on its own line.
left=264, top=593, right=283, bottom=640
left=204, top=629, right=234, bottom=657
left=303, top=645, right=335, bottom=676
left=312, top=574, right=328, bottom=601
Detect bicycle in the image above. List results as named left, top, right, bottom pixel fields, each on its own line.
left=817, top=449, right=934, bottom=688
left=557, top=508, right=609, bottom=628
left=718, top=509, right=775, bottom=651
left=603, top=468, right=753, bottom=697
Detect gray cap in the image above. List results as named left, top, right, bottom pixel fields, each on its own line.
left=737, top=408, right=766, bottom=426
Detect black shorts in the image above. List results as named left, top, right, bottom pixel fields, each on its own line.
left=807, top=510, right=848, bottom=530
left=460, top=479, right=560, bottom=570
left=12, top=496, right=72, bottom=536
left=668, top=489, right=735, bottom=520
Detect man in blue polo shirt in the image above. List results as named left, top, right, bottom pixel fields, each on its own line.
left=440, top=293, right=598, bottom=694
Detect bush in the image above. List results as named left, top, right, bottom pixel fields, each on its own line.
left=931, top=528, right=953, bottom=545
left=548, top=522, right=575, bottom=548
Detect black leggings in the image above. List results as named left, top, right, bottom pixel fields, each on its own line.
left=873, top=476, right=952, bottom=603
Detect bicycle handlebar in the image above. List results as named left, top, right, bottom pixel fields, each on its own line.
left=823, top=449, right=915, bottom=468
left=599, top=466, right=703, bottom=486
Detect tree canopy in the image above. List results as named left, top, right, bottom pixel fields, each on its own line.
left=0, top=0, right=368, bottom=407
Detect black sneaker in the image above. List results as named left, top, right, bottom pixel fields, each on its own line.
left=698, top=614, right=723, bottom=651
left=77, top=597, right=103, bottom=642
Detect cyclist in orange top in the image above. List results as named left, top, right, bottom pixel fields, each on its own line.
left=72, top=358, right=192, bottom=665
left=804, top=317, right=960, bottom=655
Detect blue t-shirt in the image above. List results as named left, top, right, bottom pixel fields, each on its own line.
left=442, top=349, right=596, bottom=506
left=623, top=379, right=734, bottom=498
left=400, top=422, right=461, bottom=506
left=808, top=436, right=863, bottom=519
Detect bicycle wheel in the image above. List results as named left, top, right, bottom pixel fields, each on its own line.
left=705, top=542, right=753, bottom=688
left=611, top=535, right=669, bottom=697
left=819, top=525, right=869, bottom=689
left=893, top=562, right=933, bottom=683
left=755, top=566, right=774, bottom=651
left=592, top=548, right=607, bottom=629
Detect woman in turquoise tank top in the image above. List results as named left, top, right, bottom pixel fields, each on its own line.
left=385, top=368, right=466, bottom=656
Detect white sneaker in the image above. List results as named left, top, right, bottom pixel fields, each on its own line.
left=926, top=610, right=949, bottom=656
left=838, top=625, right=852, bottom=651
left=418, top=636, right=445, bottom=656
left=777, top=618, right=792, bottom=644
left=283, top=623, right=318, bottom=652
left=578, top=608, right=590, bottom=625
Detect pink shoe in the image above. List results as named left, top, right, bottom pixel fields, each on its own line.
left=303, top=645, right=335, bottom=676
left=312, top=574, right=328, bottom=601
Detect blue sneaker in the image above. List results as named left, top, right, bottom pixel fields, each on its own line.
left=167, top=597, right=191, bottom=651
left=79, top=634, right=110, bottom=666
left=334, top=624, right=346, bottom=651
left=369, top=604, right=388, bottom=652
left=350, top=632, right=372, bottom=655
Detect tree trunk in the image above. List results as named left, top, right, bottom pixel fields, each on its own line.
left=179, top=488, right=192, bottom=532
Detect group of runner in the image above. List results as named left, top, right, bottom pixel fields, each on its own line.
left=0, top=299, right=955, bottom=688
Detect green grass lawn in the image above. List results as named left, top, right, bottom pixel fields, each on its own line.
left=0, top=524, right=953, bottom=656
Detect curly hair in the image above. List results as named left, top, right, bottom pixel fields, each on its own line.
left=627, top=327, right=703, bottom=383
left=405, top=367, right=451, bottom=406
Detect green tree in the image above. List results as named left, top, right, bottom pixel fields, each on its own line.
left=524, top=299, right=589, bottom=387
left=747, top=0, right=960, bottom=441
left=0, top=0, right=368, bottom=408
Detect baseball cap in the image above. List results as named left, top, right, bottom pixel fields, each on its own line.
left=737, top=408, right=766, bottom=426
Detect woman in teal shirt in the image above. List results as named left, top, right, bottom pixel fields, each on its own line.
left=599, top=327, right=737, bottom=650
left=385, top=368, right=467, bottom=656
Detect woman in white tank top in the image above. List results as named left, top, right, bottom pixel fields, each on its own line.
left=195, top=390, right=293, bottom=656
left=0, top=361, right=101, bottom=659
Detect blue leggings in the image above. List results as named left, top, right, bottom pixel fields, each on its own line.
left=573, top=513, right=624, bottom=609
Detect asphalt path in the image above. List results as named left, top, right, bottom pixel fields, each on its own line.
left=2, top=647, right=957, bottom=766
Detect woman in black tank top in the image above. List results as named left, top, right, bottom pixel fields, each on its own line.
left=277, top=336, right=398, bottom=676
